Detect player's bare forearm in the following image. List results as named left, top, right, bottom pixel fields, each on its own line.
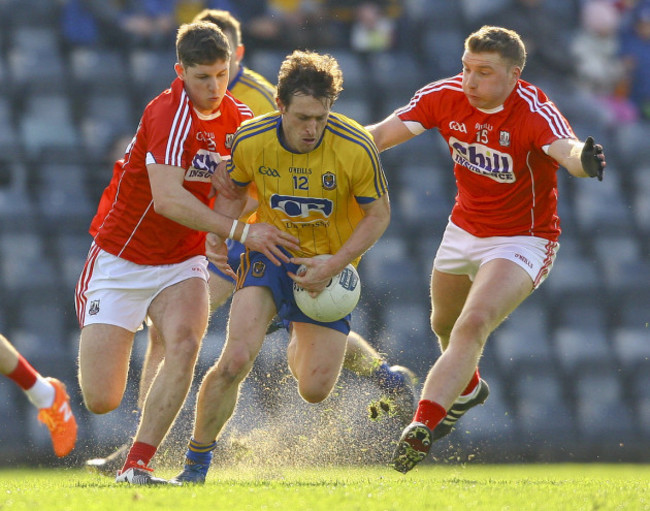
left=548, top=137, right=606, bottom=180
left=148, top=163, right=240, bottom=238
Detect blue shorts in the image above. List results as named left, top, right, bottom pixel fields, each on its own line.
left=237, top=250, right=352, bottom=335
left=207, top=239, right=245, bottom=284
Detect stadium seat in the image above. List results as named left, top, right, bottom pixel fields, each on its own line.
left=573, top=171, right=631, bottom=233
left=129, top=48, right=178, bottom=111
left=516, top=399, right=576, bottom=442
left=36, top=163, right=94, bottom=223
left=611, top=328, right=650, bottom=372
left=460, top=0, right=508, bottom=26
left=69, top=47, right=130, bottom=93
left=54, top=232, right=92, bottom=289
left=611, top=291, right=650, bottom=330
left=80, top=91, right=136, bottom=154
left=6, top=26, right=66, bottom=94
left=19, top=94, right=79, bottom=156
left=0, top=231, right=57, bottom=291
left=332, top=94, right=371, bottom=126
left=422, top=29, right=465, bottom=80
left=378, top=301, right=435, bottom=375
left=367, top=51, right=425, bottom=98
left=552, top=327, right=611, bottom=374
left=543, top=254, right=600, bottom=295
left=492, top=299, right=553, bottom=373
left=637, top=398, right=650, bottom=440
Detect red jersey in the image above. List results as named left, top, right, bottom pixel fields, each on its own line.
left=396, top=75, right=576, bottom=242
left=90, top=78, right=253, bottom=265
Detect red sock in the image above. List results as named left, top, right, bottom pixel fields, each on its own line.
left=6, top=354, right=38, bottom=390
left=122, top=442, right=157, bottom=472
left=413, top=400, right=447, bottom=430
left=461, top=368, right=480, bottom=396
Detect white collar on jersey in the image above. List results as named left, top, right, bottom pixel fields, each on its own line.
left=194, top=108, right=222, bottom=121
left=476, top=104, right=505, bottom=114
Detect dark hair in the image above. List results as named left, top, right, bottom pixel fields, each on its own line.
left=176, top=21, right=231, bottom=68
left=192, top=9, right=241, bottom=47
left=276, top=50, right=343, bottom=107
left=465, top=26, right=527, bottom=70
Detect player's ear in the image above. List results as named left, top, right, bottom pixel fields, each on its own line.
left=174, top=62, right=185, bottom=80
left=236, top=44, right=245, bottom=62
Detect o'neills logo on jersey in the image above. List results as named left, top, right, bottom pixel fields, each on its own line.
left=449, top=136, right=515, bottom=183
left=289, top=167, right=312, bottom=175
left=186, top=149, right=222, bottom=181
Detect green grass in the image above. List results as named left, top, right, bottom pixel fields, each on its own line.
left=0, top=464, right=648, bottom=510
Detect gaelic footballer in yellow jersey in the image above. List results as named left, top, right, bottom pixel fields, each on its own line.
left=227, top=110, right=388, bottom=264
left=230, top=66, right=276, bottom=117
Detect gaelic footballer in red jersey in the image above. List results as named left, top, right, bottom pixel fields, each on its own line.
left=75, top=21, right=299, bottom=486
left=367, top=25, right=606, bottom=474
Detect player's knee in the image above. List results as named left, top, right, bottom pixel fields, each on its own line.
left=453, top=309, right=494, bottom=347
left=298, top=385, right=330, bottom=404
left=431, top=313, right=454, bottom=340
left=83, top=392, right=120, bottom=415
left=164, top=334, right=202, bottom=366
left=297, top=374, right=335, bottom=404
left=215, top=348, right=254, bottom=385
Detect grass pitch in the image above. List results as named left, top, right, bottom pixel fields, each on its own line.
left=0, top=464, right=648, bottom=511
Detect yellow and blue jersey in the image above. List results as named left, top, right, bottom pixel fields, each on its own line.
left=227, top=111, right=388, bottom=264
left=229, top=66, right=276, bottom=117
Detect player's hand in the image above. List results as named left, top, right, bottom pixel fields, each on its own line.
left=580, top=136, right=605, bottom=181
left=205, top=233, right=236, bottom=280
left=287, top=256, right=333, bottom=296
left=243, top=224, right=301, bottom=266
left=212, top=160, right=239, bottom=199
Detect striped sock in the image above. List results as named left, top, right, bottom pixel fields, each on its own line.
left=185, top=438, right=217, bottom=466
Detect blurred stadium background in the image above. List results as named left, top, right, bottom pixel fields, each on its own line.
left=0, top=0, right=648, bottom=466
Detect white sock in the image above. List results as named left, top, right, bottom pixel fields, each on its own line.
left=25, top=375, right=55, bottom=409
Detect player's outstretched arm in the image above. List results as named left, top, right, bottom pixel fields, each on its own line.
left=548, top=137, right=606, bottom=180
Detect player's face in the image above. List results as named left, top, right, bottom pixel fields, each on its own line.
left=278, top=94, right=331, bottom=154
left=175, top=59, right=230, bottom=115
left=461, top=51, right=520, bottom=110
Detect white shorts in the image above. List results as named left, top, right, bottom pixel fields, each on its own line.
left=433, top=221, right=559, bottom=289
left=75, top=243, right=210, bottom=332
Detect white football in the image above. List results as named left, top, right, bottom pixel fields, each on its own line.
left=293, top=255, right=361, bottom=322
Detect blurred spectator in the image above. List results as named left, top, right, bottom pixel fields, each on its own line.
left=350, top=1, right=395, bottom=54
left=481, top=0, right=609, bottom=131
left=619, top=0, right=650, bottom=120
left=242, top=0, right=336, bottom=50
left=173, top=0, right=241, bottom=25
left=571, top=0, right=638, bottom=125
left=60, top=0, right=175, bottom=49
left=481, top=0, right=576, bottom=88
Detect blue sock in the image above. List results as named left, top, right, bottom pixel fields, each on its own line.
left=375, top=363, right=405, bottom=391
left=185, top=438, right=217, bottom=467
